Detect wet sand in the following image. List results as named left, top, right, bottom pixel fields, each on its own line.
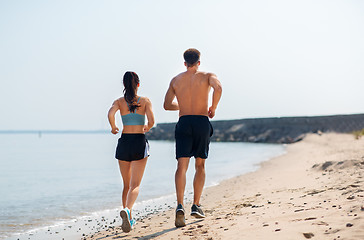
left=85, top=133, right=364, bottom=240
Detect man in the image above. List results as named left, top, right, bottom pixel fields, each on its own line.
left=163, top=48, right=222, bottom=227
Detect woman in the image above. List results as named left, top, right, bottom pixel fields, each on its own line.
left=108, top=71, right=155, bottom=233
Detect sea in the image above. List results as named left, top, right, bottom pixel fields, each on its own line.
left=0, top=132, right=285, bottom=240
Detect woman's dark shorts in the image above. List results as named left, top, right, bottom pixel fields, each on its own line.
left=175, top=115, right=213, bottom=159
left=115, top=134, right=150, bottom=161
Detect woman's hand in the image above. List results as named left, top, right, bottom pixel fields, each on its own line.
left=143, top=125, right=150, bottom=133
left=111, top=127, right=119, bottom=134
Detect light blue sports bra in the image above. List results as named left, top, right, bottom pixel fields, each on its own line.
left=121, top=97, right=146, bottom=126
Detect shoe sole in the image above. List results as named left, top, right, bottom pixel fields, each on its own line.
left=191, top=211, right=205, bottom=218
left=175, top=210, right=186, bottom=227
left=120, top=209, right=131, bottom=233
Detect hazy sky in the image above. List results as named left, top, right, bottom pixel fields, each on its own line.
left=0, top=0, right=363, bottom=130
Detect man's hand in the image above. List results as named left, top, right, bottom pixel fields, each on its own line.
left=111, top=127, right=119, bottom=134
left=208, top=106, right=216, bottom=118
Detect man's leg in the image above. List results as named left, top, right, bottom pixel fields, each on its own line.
left=193, top=157, right=206, bottom=206
left=175, top=157, right=190, bottom=205
left=175, top=157, right=190, bottom=227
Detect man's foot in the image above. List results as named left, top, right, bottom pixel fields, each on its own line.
left=175, top=204, right=186, bottom=227
left=120, top=208, right=132, bottom=233
left=191, top=204, right=205, bottom=218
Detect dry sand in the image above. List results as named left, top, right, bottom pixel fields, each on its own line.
left=85, top=133, right=364, bottom=240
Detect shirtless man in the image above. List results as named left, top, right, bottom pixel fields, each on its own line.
left=163, top=48, right=222, bottom=227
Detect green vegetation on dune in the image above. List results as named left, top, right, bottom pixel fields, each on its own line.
left=353, top=129, right=364, bottom=139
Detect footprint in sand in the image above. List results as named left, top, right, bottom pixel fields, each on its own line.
left=304, top=217, right=317, bottom=221
left=303, top=232, right=314, bottom=239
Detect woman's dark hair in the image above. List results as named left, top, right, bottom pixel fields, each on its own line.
left=123, top=71, right=140, bottom=113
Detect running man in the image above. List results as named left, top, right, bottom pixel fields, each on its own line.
left=163, top=48, right=222, bottom=227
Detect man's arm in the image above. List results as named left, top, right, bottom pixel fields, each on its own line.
left=163, top=80, right=179, bottom=111
left=108, top=100, right=120, bottom=134
left=208, top=73, right=222, bottom=118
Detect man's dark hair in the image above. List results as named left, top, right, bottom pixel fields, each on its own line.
left=183, top=48, right=200, bottom=67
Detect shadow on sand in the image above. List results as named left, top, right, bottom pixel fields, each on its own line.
left=95, top=219, right=204, bottom=240
left=137, top=219, right=204, bottom=240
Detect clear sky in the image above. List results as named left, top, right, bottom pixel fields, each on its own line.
left=0, top=0, right=363, bottom=130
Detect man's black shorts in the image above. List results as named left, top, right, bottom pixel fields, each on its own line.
left=175, top=115, right=213, bottom=159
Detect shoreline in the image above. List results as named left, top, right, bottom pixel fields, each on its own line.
left=86, top=133, right=364, bottom=240
left=2, top=141, right=284, bottom=240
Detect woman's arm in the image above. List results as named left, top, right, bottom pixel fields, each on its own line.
left=108, top=100, right=120, bottom=134
left=144, top=97, right=155, bottom=133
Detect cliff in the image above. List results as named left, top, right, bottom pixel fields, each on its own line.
left=146, top=114, right=364, bottom=143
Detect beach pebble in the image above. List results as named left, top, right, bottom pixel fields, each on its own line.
left=346, top=223, right=353, bottom=227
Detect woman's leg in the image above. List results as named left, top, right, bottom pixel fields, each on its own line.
left=125, top=157, right=148, bottom=211
left=118, top=160, right=131, bottom=208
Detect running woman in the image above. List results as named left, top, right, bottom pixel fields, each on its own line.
left=108, top=71, right=155, bottom=233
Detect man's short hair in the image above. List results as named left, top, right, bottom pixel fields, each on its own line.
left=183, top=48, right=200, bottom=67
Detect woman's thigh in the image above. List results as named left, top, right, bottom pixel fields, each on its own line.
left=118, top=160, right=131, bottom=186
left=130, top=157, right=148, bottom=187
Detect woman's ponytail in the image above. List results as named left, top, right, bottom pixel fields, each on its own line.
left=123, top=71, right=140, bottom=112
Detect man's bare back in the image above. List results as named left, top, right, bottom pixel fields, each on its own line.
left=164, top=66, right=222, bottom=118
left=172, top=70, right=212, bottom=116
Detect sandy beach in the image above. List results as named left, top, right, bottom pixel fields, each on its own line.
left=85, top=133, right=364, bottom=240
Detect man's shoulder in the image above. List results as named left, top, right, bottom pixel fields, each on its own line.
left=196, top=71, right=216, bottom=78
left=173, top=71, right=187, bottom=79
left=170, top=72, right=187, bottom=85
